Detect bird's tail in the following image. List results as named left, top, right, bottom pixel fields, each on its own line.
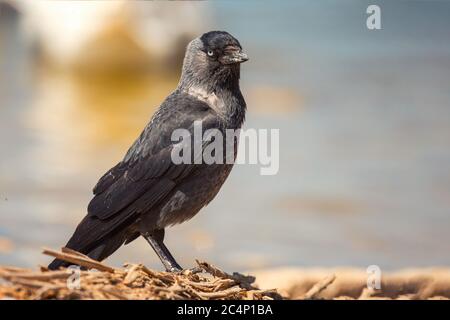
left=47, top=237, right=125, bottom=270
left=48, top=256, right=72, bottom=270
left=47, top=216, right=131, bottom=270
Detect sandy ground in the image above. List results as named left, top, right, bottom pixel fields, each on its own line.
left=252, top=267, right=450, bottom=299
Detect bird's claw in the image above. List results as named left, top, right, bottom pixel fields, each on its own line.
left=185, top=266, right=203, bottom=274
left=165, top=265, right=183, bottom=273
left=168, top=266, right=203, bottom=275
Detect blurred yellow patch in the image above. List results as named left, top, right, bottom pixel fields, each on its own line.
left=0, top=237, right=14, bottom=254
left=247, top=85, right=303, bottom=115
left=187, top=229, right=215, bottom=252
left=277, top=195, right=363, bottom=216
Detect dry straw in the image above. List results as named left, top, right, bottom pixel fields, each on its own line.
left=0, top=248, right=281, bottom=300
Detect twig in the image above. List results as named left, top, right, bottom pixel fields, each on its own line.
left=196, top=260, right=256, bottom=289
left=303, top=274, right=336, bottom=299
left=42, top=248, right=115, bottom=273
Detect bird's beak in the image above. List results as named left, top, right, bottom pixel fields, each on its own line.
left=220, top=47, right=249, bottom=64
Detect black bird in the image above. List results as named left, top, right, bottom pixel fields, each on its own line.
left=48, top=31, right=248, bottom=272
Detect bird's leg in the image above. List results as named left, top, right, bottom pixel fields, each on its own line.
left=143, top=229, right=182, bottom=272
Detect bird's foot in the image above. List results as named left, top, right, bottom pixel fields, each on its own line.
left=177, top=266, right=203, bottom=276
left=166, top=265, right=183, bottom=273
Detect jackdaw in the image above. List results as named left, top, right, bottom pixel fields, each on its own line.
left=48, top=31, right=248, bottom=272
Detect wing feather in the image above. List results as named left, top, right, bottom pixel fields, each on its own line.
left=86, top=92, right=217, bottom=222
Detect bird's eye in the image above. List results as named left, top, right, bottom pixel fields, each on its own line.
left=207, top=50, right=214, bottom=57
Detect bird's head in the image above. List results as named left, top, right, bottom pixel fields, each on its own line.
left=178, top=31, right=248, bottom=90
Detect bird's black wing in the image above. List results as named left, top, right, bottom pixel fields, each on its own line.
left=64, top=92, right=219, bottom=252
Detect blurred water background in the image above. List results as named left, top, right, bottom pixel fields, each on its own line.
left=0, top=0, right=449, bottom=271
